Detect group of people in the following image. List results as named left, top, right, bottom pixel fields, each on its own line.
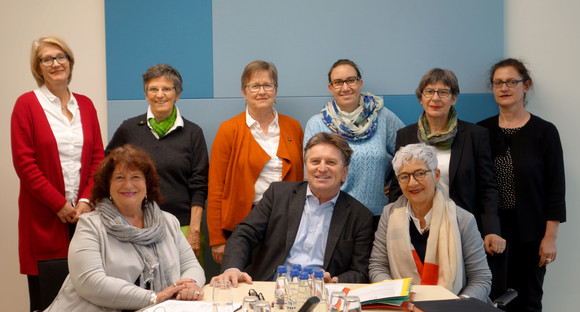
left=11, top=35, right=565, bottom=312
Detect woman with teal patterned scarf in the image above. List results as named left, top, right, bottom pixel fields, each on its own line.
left=106, top=64, right=209, bottom=267
left=389, top=68, right=507, bottom=301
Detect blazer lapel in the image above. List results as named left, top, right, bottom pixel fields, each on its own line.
left=285, top=183, right=308, bottom=255
left=323, top=192, right=350, bottom=268
left=449, top=121, right=464, bottom=186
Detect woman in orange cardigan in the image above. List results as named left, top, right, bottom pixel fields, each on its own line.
left=207, top=60, right=303, bottom=264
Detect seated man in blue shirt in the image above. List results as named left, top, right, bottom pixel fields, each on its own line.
left=211, top=132, right=373, bottom=286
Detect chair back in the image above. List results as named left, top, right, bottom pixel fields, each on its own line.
left=37, top=258, right=69, bottom=310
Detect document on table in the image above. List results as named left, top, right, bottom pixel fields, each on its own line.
left=141, top=300, right=241, bottom=312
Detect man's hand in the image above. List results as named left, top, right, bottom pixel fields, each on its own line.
left=210, top=268, right=253, bottom=288
left=322, top=270, right=338, bottom=283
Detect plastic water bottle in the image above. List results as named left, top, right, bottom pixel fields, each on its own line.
left=287, top=269, right=300, bottom=312
left=312, top=270, right=327, bottom=312
left=289, top=269, right=300, bottom=283
left=304, top=267, right=314, bottom=292
left=274, top=265, right=288, bottom=309
left=297, top=271, right=311, bottom=308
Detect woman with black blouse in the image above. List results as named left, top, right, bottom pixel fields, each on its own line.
left=478, top=58, right=566, bottom=312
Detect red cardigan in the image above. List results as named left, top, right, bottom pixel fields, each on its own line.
left=207, top=112, right=304, bottom=246
left=11, top=91, right=104, bottom=275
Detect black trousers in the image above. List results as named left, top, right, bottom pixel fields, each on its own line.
left=27, top=275, right=41, bottom=312
left=505, top=240, right=546, bottom=312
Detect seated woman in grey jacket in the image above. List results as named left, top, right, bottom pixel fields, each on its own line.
left=45, top=145, right=205, bottom=312
left=369, top=143, right=491, bottom=302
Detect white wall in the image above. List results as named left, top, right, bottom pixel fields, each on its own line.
left=0, top=1, right=107, bottom=311
left=505, top=0, right=579, bottom=310
left=1, top=1, right=577, bottom=311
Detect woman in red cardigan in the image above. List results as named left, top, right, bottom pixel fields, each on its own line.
left=207, top=60, right=303, bottom=264
left=10, top=36, right=104, bottom=311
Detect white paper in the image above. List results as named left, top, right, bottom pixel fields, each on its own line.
left=141, top=300, right=241, bottom=312
left=348, top=279, right=405, bottom=302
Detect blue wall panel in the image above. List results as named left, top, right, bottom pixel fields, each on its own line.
left=105, top=0, right=213, bottom=100
left=212, top=0, right=503, bottom=98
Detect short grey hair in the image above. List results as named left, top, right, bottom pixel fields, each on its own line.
left=392, top=143, right=438, bottom=176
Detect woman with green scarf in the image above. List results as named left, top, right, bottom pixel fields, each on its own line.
left=106, top=64, right=209, bottom=266
left=389, top=68, right=506, bottom=264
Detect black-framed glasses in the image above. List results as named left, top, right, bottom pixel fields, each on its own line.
left=38, top=54, right=70, bottom=67
left=246, top=83, right=276, bottom=93
left=248, top=289, right=265, bottom=300
left=397, top=169, right=433, bottom=184
left=147, top=87, right=176, bottom=94
left=492, top=80, right=524, bottom=89
left=330, top=76, right=360, bottom=89
left=422, top=88, right=452, bottom=99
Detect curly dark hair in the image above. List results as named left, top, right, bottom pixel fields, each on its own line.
left=90, top=144, right=164, bottom=205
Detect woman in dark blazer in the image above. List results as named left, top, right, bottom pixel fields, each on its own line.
left=389, top=69, right=506, bottom=295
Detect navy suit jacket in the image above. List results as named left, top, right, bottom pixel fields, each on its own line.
left=221, top=181, right=374, bottom=282
left=390, top=120, right=501, bottom=236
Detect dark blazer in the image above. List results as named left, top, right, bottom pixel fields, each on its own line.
left=390, top=120, right=501, bottom=236
left=221, top=181, right=374, bottom=283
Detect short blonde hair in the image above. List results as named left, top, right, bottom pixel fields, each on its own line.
left=30, top=36, right=75, bottom=87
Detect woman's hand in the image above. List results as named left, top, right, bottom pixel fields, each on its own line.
left=155, top=278, right=200, bottom=303
left=539, top=221, right=560, bottom=267
left=212, top=244, right=226, bottom=264
left=57, top=202, right=76, bottom=223
left=175, top=280, right=204, bottom=301
left=483, top=234, right=506, bottom=255
left=72, top=201, right=92, bottom=223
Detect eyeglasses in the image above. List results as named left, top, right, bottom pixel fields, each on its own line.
left=248, top=289, right=265, bottom=301
left=492, top=80, right=524, bottom=89
left=397, top=169, right=433, bottom=184
left=38, top=54, right=69, bottom=67
left=246, top=83, right=276, bottom=93
left=422, top=88, right=452, bottom=99
left=330, top=76, right=360, bottom=89
left=147, top=87, right=176, bottom=94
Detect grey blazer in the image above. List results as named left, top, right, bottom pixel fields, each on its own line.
left=369, top=197, right=492, bottom=302
left=45, top=210, right=205, bottom=312
left=221, top=181, right=374, bottom=283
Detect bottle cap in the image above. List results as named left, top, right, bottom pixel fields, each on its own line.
left=277, top=265, right=287, bottom=273
left=314, top=270, right=324, bottom=278
left=292, top=264, right=302, bottom=272
left=290, top=269, right=300, bottom=277
left=299, top=272, right=309, bottom=280
left=304, top=267, right=313, bottom=275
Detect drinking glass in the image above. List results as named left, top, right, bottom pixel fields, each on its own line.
left=345, top=296, right=362, bottom=312
left=212, top=280, right=233, bottom=312
left=255, top=300, right=272, bottom=312
left=329, top=291, right=347, bottom=312
left=242, top=295, right=259, bottom=312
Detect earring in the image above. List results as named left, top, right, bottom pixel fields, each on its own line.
left=245, top=102, right=248, bottom=107
left=109, top=196, right=112, bottom=201
left=274, top=101, right=277, bottom=105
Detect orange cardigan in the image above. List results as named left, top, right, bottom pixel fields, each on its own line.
left=207, top=112, right=304, bottom=246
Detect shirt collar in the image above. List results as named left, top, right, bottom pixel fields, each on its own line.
left=40, top=84, right=77, bottom=107
left=406, top=202, right=432, bottom=233
left=305, top=184, right=340, bottom=207
left=146, top=105, right=184, bottom=130
left=245, top=108, right=279, bottom=128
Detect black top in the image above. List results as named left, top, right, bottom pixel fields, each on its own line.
left=106, top=113, right=209, bottom=226
left=478, top=114, right=566, bottom=242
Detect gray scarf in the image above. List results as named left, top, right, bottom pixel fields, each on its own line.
left=98, top=198, right=171, bottom=291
